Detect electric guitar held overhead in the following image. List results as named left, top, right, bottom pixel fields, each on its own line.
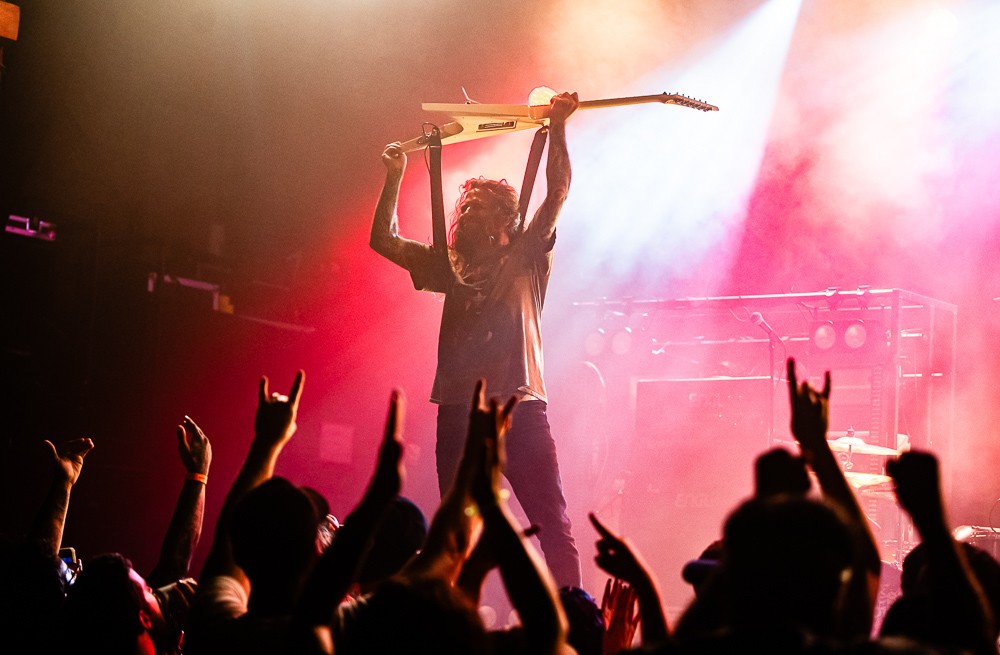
left=399, top=88, right=719, bottom=153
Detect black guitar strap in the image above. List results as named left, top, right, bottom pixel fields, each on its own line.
left=426, top=127, right=449, bottom=267
left=515, top=126, right=549, bottom=235
left=427, top=123, right=548, bottom=250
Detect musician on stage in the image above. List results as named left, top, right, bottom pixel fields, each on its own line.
left=369, top=91, right=582, bottom=588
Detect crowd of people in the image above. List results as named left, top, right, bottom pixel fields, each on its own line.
left=2, top=358, right=998, bottom=654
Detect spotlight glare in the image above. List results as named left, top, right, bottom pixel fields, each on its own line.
left=550, top=0, right=803, bottom=298
left=924, top=7, right=959, bottom=40
left=583, top=328, right=606, bottom=357
left=528, top=86, right=558, bottom=107
left=611, top=327, right=633, bottom=356
left=844, top=322, right=868, bottom=349
left=813, top=323, right=836, bottom=350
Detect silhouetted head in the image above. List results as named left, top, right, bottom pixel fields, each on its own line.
left=64, top=553, right=166, bottom=655
left=449, top=177, right=520, bottom=260
left=339, top=577, right=487, bottom=655
left=883, top=540, right=1000, bottom=644
left=231, top=477, right=323, bottom=604
left=719, top=495, right=854, bottom=634
left=754, top=448, right=811, bottom=498
left=682, top=539, right=724, bottom=597
left=901, top=541, right=1000, bottom=608
left=0, top=538, right=67, bottom=654
left=358, top=497, right=427, bottom=590
left=559, top=586, right=605, bottom=655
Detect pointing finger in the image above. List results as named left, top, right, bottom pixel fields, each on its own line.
left=589, top=512, right=617, bottom=540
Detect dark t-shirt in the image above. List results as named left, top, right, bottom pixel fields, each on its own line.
left=406, top=227, right=555, bottom=405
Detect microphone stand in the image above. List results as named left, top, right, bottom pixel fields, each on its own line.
left=751, top=312, right=783, bottom=446
left=767, top=333, right=778, bottom=445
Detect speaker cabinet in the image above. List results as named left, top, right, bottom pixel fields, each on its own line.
left=623, top=376, right=771, bottom=609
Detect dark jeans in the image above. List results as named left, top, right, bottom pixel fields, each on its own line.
left=436, top=400, right=582, bottom=588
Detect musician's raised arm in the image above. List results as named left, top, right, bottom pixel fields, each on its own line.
left=528, top=92, right=579, bottom=243
left=370, top=143, right=433, bottom=272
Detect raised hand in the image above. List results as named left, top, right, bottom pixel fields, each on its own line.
left=148, top=417, right=213, bottom=586
left=886, top=451, right=996, bottom=651
left=787, top=357, right=831, bottom=452
left=381, top=142, right=407, bottom=174
left=33, top=438, right=95, bottom=554
left=407, top=380, right=516, bottom=584
left=591, top=512, right=669, bottom=645
left=176, top=416, right=212, bottom=476
left=787, top=356, right=883, bottom=631
left=43, top=438, right=94, bottom=486
left=457, top=522, right=540, bottom=604
left=602, top=578, right=640, bottom=653
left=547, top=91, right=580, bottom=126
left=467, top=380, right=518, bottom=511
left=887, top=451, right=944, bottom=530
left=370, top=389, right=406, bottom=504
left=254, top=370, right=305, bottom=449
left=589, top=512, right=648, bottom=585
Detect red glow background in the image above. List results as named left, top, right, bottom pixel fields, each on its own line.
left=2, top=0, right=998, bottom=610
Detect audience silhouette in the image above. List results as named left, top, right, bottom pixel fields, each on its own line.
left=3, top=359, right=997, bottom=654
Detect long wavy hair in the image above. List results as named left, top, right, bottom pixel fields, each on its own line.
left=447, top=177, right=521, bottom=249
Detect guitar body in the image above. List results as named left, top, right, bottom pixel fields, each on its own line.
left=399, top=91, right=718, bottom=153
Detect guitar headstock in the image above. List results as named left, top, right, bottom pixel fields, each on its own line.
left=661, top=92, right=719, bottom=112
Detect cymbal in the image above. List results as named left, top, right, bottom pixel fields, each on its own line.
left=855, top=478, right=897, bottom=501
left=845, top=472, right=893, bottom=488
left=827, top=436, right=899, bottom=457
left=771, top=436, right=899, bottom=456
left=859, top=488, right=898, bottom=502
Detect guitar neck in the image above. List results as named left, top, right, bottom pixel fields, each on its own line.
left=580, top=94, right=674, bottom=110
left=541, top=92, right=718, bottom=116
